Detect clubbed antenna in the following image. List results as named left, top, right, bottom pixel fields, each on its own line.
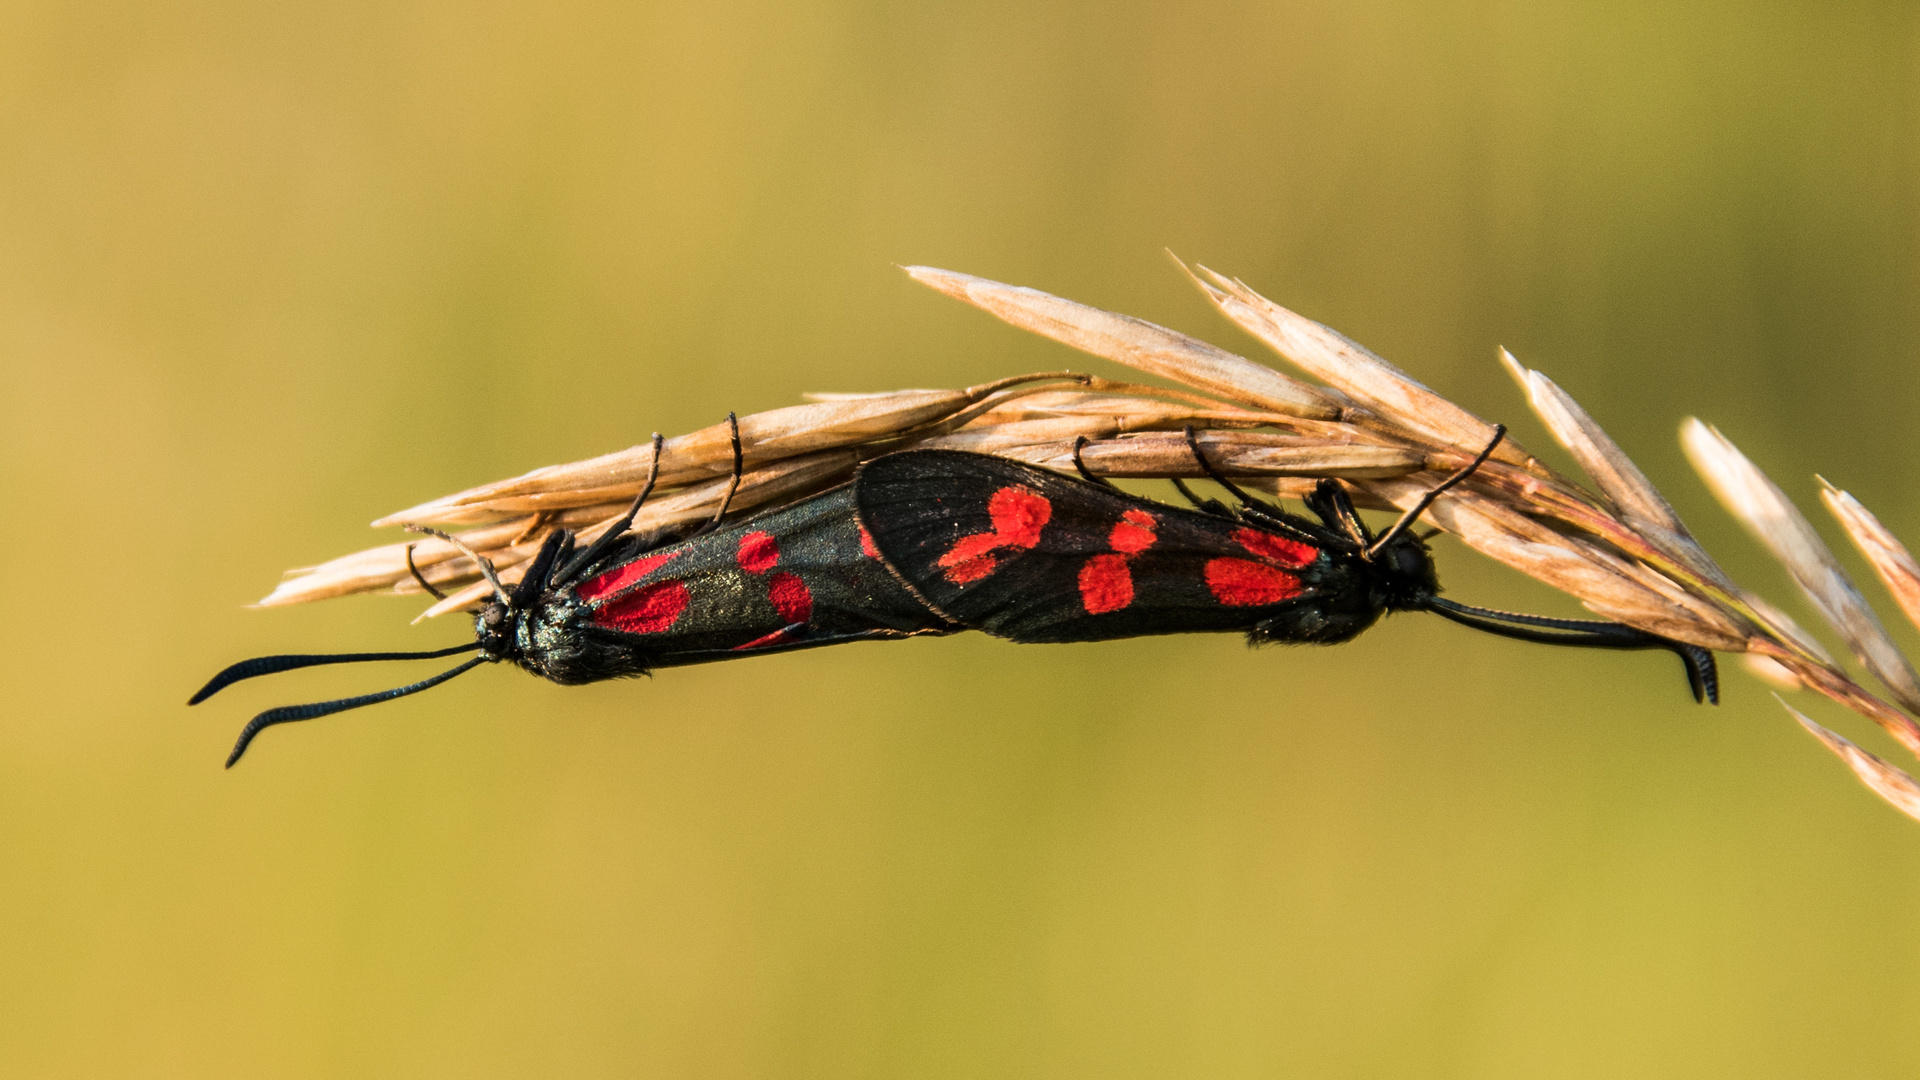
left=223, top=656, right=490, bottom=767
left=1421, top=597, right=1718, bottom=704
left=188, top=643, right=483, bottom=705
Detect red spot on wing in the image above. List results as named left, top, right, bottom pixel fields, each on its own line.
left=576, top=550, right=682, bottom=602
left=1078, top=554, right=1135, bottom=614
left=941, top=555, right=995, bottom=585
left=1205, top=558, right=1302, bottom=606
left=731, top=575, right=813, bottom=651
left=859, top=525, right=880, bottom=559
left=1234, top=528, right=1317, bottom=567
left=766, top=571, right=813, bottom=624
left=936, top=486, right=1052, bottom=585
left=592, top=579, right=691, bottom=633
left=738, top=531, right=779, bottom=574
left=938, top=533, right=1003, bottom=584
left=1109, top=509, right=1158, bottom=554
left=987, top=486, right=1051, bottom=547
left=1068, top=509, right=1159, bottom=615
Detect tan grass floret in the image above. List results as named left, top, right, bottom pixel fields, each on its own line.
left=258, top=262, right=1920, bottom=821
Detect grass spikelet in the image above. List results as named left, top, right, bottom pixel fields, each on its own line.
left=1681, top=421, right=1920, bottom=717
left=903, top=266, right=1341, bottom=420
left=1499, top=349, right=1730, bottom=590
left=258, top=261, right=1920, bottom=821
left=1182, top=262, right=1534, bottom=473
left=1822, top=483, right=1920, bottom=637
left=1783, top=699, right=1920, bottom=820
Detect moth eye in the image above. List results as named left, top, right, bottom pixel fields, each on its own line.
left=1387, top=544, right=1426, bottom=578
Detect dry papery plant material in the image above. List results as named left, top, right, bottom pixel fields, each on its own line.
left=261, top=262, right=1920, bottom=821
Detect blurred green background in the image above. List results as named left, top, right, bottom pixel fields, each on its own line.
left=4, top=0, right=1920, bottom=1075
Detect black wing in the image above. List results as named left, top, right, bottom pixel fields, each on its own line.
left=854, top=450, right=1338, bottom=644
left=571, top=483, right=956, bottom=666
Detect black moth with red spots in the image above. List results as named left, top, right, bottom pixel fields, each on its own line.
left=852, top=443, right=1719, bottom=701
left=193, top=424, right=1716, bottom=767
left=193, top=441, right=958, bottom=765
left=479, top=485, right=955, bottom=686
left=853, top=449, right=1396, bottom=645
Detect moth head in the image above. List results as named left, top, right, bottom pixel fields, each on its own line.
left=1373, top=530, right=1440, bottom=609
left=473, top=600, right=521, bottom=660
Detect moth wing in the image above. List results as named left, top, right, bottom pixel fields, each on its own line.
left=854, top=450, right=1325, bottom=643
left=580, top=484, right=952, bottom=654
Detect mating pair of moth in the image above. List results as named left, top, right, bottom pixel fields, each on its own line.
left=193, top=424, right=1718, bottom=766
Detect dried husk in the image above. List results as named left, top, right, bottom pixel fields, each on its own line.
left=371, top=390, right=956, bottom=525
left=1499, top=348, right=1732, bottom=591
left=373, top=374, right=1083, bottom=526
left=1822, top=483, right=1920, bottom=637
left=1681, top=420, right=1920, bottom=715
left=904, top=266, right=1342, bottom=420
left=1182, top=263, right=1542, bottom=476
left=1031, top=435, right=1424, bottom=480
left=1783, top=699, right=1920, bottom=819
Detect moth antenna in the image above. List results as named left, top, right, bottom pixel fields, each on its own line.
left=1424, top=595, right=1665, bottom=635
left=404, top=543, right=449, bottom=601
left=407, top=525, right=511, bottom=606
left=1071, top=436, right=1120, bottom=490
left=1421, top=595, right=1718, bottom=705
left=1366, top=425, right=1505, bottom=559
left=188, top=642, right=483, bottom=704
left=555, top=431, right=665, bottom=586
left=1676, top=643, right=1718, bottom=704
left=224, top=656, right=491, bottom=767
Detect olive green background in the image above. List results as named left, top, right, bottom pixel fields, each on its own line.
left=5, top=1, right=1919, bottom=1076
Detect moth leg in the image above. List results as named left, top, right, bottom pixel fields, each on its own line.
left=688, top=412, right=746, bottom=539
left=1303, top=479, right=1371, bottom=548
left=1182, top=425, right=1279, bottom=514
left=509, top=510, right=554, bottom=546
left=404, top=543, right=449, bottom=601
left=1071, top=436, right=1121, bottom=490
left=1177, top=429, right=1341, bottom=546
left=713, top=411, right=745, bottom=522
left=554, top=431, right=666, bottom=586
left=507, top=529, right=572, bottom=610
left=407, top=525, right=512, bottom=606
left=1170, top=476, right=1236, bottom=519
left=1177, top=426, right=1340, bottom=547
